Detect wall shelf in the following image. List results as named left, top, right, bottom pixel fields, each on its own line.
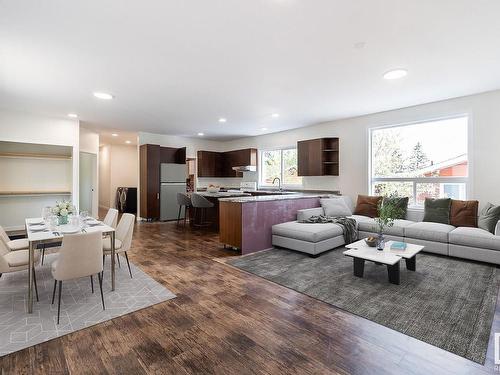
left=0, top=152, right=71, bottom=160
left=0, top=191, right=71, bottom=197
left=298, top=137, right=340, bottom=176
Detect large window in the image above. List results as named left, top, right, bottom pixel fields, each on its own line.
left=260, top=148, right=302, bottom=187
left=370, top=116, right=468, bottom=206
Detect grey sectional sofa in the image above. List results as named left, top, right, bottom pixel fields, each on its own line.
left=271, top=196, right=500, bottom=264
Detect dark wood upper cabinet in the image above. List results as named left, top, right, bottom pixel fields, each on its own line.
left=197, top=148, right=257, bottom=177
left=140, top=144, right=161, bottom=219
left=298, top=138, right=339, bottom=176
left=160, top=146, right=186, bottom=164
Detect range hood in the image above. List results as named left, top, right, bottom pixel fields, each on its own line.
left=232, top=165, right=256, bottom=172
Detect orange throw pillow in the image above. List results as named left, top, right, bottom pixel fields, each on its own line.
left=354, top=195, right=382, bottom=218
left=450, top=199, right=479, bottom=227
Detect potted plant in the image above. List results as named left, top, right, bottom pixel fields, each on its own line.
left=375, top=194, right=405, bottom=250
left=51, top=200, right=75, bottom=225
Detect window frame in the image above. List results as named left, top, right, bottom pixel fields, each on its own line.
left=259, top=147, right=303, bottom=189
left=368, top=114, right=471, bottom=208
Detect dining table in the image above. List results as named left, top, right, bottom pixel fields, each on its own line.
left=25, top=217, right=116, bottom=314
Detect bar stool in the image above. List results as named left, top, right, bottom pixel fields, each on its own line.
left=190, top=193, right=214, bottom=227
left=177, top=193, right=192, bottom=226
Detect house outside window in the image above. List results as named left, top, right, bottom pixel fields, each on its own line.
left=259, top=148, right=302, bottom=188
left=370, top=116, right=469, bottom=206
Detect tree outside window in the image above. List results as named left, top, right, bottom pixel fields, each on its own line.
left=260, top=148, right=302, bottom=187
left=371, top=116, right=468, bottom=206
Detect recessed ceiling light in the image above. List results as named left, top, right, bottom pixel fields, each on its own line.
left=218, top=118, right=227, bottom=123
left=271, top=113, right=280, bottom=118
left=111, top=133, right=118, bottom=137
left=261, top=127, right=268, bottom=131
left=197, top=132, right=204, bottom=136
left=67, top=113, right=78, bottom=118
left=125, top=140, right=131, bottom=144
left=383, top=69, right=408, bottom=80
left=93, top=92, right=114, bottom=100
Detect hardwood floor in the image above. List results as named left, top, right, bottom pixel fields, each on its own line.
left=1, top=220, right=497, bottom=374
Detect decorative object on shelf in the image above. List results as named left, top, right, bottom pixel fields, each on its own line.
left=51, top=200, right=75, bottom=225
left=375, top=194, right=404, bottom=251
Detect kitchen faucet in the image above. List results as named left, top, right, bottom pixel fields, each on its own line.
left=272, top=177, right=282, bottom=191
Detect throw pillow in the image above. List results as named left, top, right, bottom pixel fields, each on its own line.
left=478, top=203, right=500, bottom=234
left=450, top=199, right=479, bottom=227
left=423, top=198, right=452, bottom=224
left=320, top=198, right=352, bottom=217
left=382, top=196, right=409, bottom=219
left=353, top=195, right=382, bottom=218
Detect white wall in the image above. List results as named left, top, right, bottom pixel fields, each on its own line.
left=138, top=132, right=223, bottom=158
left=220, top=89, right=500, bottom=207
left=99, top=144, right=138, bottom=210
left=110, top=145, right=138, bottom=208
left=79, top=127, right=99, bottom=154
left=99, top=145, right=111, bottom=209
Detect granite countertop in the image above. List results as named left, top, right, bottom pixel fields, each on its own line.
left=218, top=193, right=326, bottom=203
left=194, top=191, right=252, bottom=198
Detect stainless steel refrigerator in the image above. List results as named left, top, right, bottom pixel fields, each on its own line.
left=160, top=163, right=187, bottom=221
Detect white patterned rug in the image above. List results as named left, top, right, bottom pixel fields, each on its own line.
left=0, top=253, right=175, bottom=356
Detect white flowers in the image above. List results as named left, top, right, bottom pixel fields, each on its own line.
left=52, top=200, right=74, bottom=217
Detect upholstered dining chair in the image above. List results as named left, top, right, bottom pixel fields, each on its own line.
left=190, top=193, right=214, bottom=227
left=0, top=239, right=40, bottom=301
left=51, top=231, right=104, bottom=324
left=176, top=193, right=191, bottom=226
left=103, top=213, right=135, bottom=278
left=103, top=208, right=119, bottom=228
left=0, top=225, right=29, bottom=251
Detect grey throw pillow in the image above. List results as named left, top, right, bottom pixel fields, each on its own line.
left=320, top=198, right=352, bottom=217
left=478, top=203, right=500, bottom=234
left=423, top=198, right=452, bottom=224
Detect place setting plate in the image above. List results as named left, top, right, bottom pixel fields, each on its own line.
left=29, top=224, right=47, bottom=232
left=86, top=219, right=102, bottom=226
left=58, top=225, right=80, bottom=234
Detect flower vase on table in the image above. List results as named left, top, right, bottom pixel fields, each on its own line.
left=374, top=193, right=405, bottom=252
left=377, top=233, right=385, bottom=251
left=51, top=200, right=75, bottom=226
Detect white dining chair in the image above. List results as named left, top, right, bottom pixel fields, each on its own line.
left=51, top=231, right=104, bottom=324
left=0, top=225, right=29, bottom=251
left=103, top=208, right=119, bottom=228
left=103, top=213, right=135, bottom=278
left=0, top=239, right=40, bottom=301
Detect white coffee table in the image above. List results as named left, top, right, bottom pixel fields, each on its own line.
left=343, top=240, right=425, bottom=285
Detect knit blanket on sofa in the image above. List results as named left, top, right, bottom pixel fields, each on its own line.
left=299, top=215, right=358, bottom=244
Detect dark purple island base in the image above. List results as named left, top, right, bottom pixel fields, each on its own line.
left=219, top=195, right=323, bottom=255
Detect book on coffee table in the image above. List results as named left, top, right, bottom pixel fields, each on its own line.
left=390, top=242, right=407, bottom=250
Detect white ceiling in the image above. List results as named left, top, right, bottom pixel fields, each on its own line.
left=1, top=1, right=500, bottom=140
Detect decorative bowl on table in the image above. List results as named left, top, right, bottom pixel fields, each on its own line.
left=364, top=237, right=377, bottom=247
left=206, top=185, right=220, bottom=193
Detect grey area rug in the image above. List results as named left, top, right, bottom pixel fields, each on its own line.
left=0, top=253, right=175, bottom=356
left=228, top=247, right=500, bottom=364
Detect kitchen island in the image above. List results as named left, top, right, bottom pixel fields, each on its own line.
left=219, top=194, right=327, bottom=254
left=188, top=191, right=251, bottom=228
